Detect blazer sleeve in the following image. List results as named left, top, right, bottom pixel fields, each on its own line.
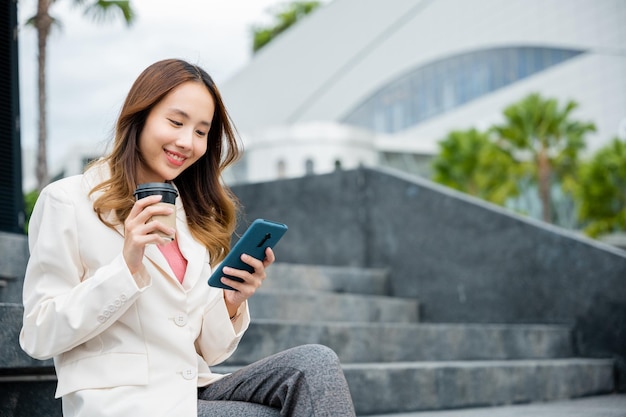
left=19, top=184, right=147, bottom=360
left=195, top=294, right=251, bottom=366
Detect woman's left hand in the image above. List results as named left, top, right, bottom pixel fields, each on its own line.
left=222, top=247, right=275, bottom=317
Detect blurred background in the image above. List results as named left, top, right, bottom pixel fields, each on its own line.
left=10, top=0, right=626, bottom=243
left=16, top=0, right=316, bottom=189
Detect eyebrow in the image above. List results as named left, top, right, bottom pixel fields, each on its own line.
left=168, top=108, right=211, bottom=127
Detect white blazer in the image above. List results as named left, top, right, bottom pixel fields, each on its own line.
left=20, top=164, right=250, bottom=417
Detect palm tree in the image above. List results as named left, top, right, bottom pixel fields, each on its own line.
left=492, top=93, right=595, bottom=223
left=431, top=128, right=520, bottom=205
left=27, top=0, right=135, bottom=191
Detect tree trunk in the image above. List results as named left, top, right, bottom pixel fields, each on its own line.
left=35, top=0, right=52, bottom=191
left=537, top=146, right=552, bottom=223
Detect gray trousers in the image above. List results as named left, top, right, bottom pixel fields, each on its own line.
left=198, top=344, right=356, bottom=417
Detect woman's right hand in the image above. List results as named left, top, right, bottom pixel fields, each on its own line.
left=123, top=195, right=175, bottom=275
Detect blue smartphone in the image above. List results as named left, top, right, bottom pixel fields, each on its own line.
left=208, top=218, right=288, bottom=291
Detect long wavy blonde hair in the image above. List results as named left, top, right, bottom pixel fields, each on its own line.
left=90, top=59, right=242, bottom=266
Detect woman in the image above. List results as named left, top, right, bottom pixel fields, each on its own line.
left=20, top=59, right=356, bottom=417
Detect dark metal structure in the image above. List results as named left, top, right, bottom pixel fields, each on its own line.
left=0, top=0, right=24, bottom=234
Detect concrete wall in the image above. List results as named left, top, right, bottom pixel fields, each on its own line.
left=0, top=231, right=28, bottom=304
left=0, top=232, right=59, bottom=416
left=232, top=167, right=626, bottom=383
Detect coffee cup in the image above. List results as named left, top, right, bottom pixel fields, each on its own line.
left=133, top=182, right=178, bottom=241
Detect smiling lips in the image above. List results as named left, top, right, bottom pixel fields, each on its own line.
left=165, top=149, right=187, bottom=166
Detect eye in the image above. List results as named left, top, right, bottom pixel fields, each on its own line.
left=168, top=119, right=183, bottom=127
left=195, top=129, right=208, bottom=137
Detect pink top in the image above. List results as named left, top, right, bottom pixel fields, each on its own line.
left=158, top=239, right=188, bottom=283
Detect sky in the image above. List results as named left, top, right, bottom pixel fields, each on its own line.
left=17, top=0, right=294, bottom=178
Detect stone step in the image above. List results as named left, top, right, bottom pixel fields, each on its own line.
left=249, top=290, right=419, bottom=323
left=342, top=358, right=615, bottom=415
left=265, top=263, right=390, bottom=295
left=214, top=358, right=614, bottom=415
left=363, top=393, right=626, bottom=417
left=225, top=322, right=573, bottom=365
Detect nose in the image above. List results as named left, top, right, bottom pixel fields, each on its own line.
left=175, top=128, right=194, bottom=149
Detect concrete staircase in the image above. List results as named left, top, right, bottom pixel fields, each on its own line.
left=0, top=226, right=617, bottom=416
left=216, top=263, right=615, bottom=416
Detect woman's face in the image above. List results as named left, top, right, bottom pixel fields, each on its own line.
left=136, top=81, right=215, bottom=183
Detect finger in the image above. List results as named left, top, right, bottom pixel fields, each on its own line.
left=263, top=247, right=275, bottom=267
left=146, top=219, right=176, bottom=240
left=129, top=195, right=162, bottom=218
left=127, top=215, right=175, bottom=242
left=221, top=276, right=244, bottom=292
left=125, top=227, right=170, bottom=250
left=127, top=203, right=175, bottom=237
left=221, top=266, right=248, bottom=282
left=135, top=203, right=174, bottom=226
left=223, top=265, right=264, bottom=290
left=240, top=253, right=264, bottom=271
left=221, top=276, right=256, bottom=297
left=128, top=196, right=175, bottom=228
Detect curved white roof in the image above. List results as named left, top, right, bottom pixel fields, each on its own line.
left=222, top=0, right=626, bottom=153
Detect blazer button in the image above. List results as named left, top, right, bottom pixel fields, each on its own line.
left=174, top=314, right=188, bottom=327
left=97, top=315, right=107, bottom=323
left=182, top=368, right=196, bottom=380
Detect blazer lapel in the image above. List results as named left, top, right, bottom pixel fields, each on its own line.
left=143, top=244, right=178, bottom=281
left=174, top=203, right=207, bottom=289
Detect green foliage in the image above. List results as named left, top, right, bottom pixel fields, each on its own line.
left=575, top=138, right=626, bottom=237
left=431, top=128, right=519, bottom=205
left=491, top=92, right=595, bottom=223
left=431, top=93, right=597, bottom=228
left=251, top=1, right=321, bottom=53
left=23, top=189, right=40, bottom=234
left=79, top=1, right=136, bottom=25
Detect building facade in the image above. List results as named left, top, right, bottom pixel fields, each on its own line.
left=221, top=0, right=626, bottom=183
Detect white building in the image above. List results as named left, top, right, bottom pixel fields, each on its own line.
left=222, top=0, right=626, bottom=183
left=239, top=121, right=378, bottom=183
